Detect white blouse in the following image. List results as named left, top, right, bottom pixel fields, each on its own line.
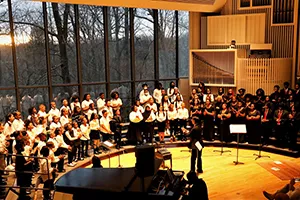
left=129, top=111, right=143, bottom=123
left=168, top=110, right=178, bottom=120
left=90, top=119, right=100, bottom=130
left=177, top=108, right=189, bottom=120
left=80, top=124, right=90, bottom=140
left=156, top=111, right=166, bottom=122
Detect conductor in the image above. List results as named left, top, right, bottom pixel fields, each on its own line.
left=185, top=116, right=204, bottom=173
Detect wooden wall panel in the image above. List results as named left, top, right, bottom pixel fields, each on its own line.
left=227, top=15, right=246, bottom=43
left=246, top=13, right=265, bottom=43
left=207, top=16, right=227, bottom=44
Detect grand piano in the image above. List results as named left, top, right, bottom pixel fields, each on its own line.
left=55, top=159, right=186, bottom=200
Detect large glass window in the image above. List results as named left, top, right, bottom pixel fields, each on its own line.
left=47, top=3, right=77, bottom=84
left=79, top=5, right=105, bottom=83
left=178, top=11, right=189, bottom=77
left=52, top=86, right=79, bottom=108
left=110, top=83, right=132, bottom=119
left=109, top=7, right=131, bottom=81
left=0, top=1, right=14, bottom=87
left=134, top=9, right=154, bottom=80
left=82, top=84, right=106, bottom=103
left=12, top=0, right=47, bottom=86
left=158, top=10, right=176, bottom=79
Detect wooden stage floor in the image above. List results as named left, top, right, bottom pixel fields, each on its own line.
left=84, top=146, right=300, bottom=200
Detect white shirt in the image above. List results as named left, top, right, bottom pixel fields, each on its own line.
left=129, top=111, right=143, bottom=123
left=87, top=109, right=97, bottom=121
left=101, top=106, right=113, bottom=119
left=60, top=105, right=71, bottom=114
left=162, top=101, right=170, bottom=111
left=12, top=119, right=24, bottom=131
left=99, top=116, right=111, bottom=134
left=3, top=122, right=15, bottom=138
left=50, top=122, right=61, bottom=130
left=145, top=111, right=156, bottom=123
left=70, top=102, right=81, bottom=111
left=48, top=137, right=59, bottom=151
left=156, top=111, right=166, bottom=122
left=178, top=108, right=189, bottom=120
left=37, top=111, right=47, bottom=118
left=27, top=130, right=37, bottom=144
left=60, top=115, right=69, bottom=127
left=48, top=107, right=60, bottom=122
left=81, top=100, right=94, bottom=113
left=37, top=140, right=46, bottom=157
left=203, top=94, right=215, bottom=102
left=97, top=98, right=106, bottom=115
left=137, top=105, right=144, bottom=114
left=146, top=103, right=157, bottom=113
left=55, top=135, right=68, bottom=149
left=65, top=130, right=78, bottom=142
left=110, top=98, right=122, bottom=110
left=170, top=93, right=183, bottom=104
left=168, top=110, right=178, bottom=120
left=80, top=124, right=90, bottom=140
left=35, top=124, right=46, bottom=135
left=39, top=158, right=54, bottom=182
left=167, top=88, right=175, bottom=97
left=174, top=101, right=183, bottom=110
left=90, top=119, right=100, bottom=130
left=140, top=93, right=152, bottom=105
left=153, top=89, right=162, bottom=104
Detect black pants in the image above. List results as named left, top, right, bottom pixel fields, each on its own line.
left=81, top=140, right=89, bottom=157
left=169, top=120, right=178, bottom=137
left=68, top=146, right=77, bottom=164
left=6, top=139, right=13, bottom=165
left=143, top=122, right=154, bottom=143
left=178, top=119, right=187, bottom=140
left=191, top=149, right=202, bottom=172
left=43, top=179, right=54, bottom=200
left=114, top=131, right=121, bottom=148
left=54, top=147, right=66, bottom=172
left=261, top=122, right=272, bottom=145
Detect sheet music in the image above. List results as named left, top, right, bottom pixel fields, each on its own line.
left=195, top=141, right=203, bottom=151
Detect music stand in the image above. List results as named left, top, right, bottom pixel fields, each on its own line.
left=102, top=141, right=115, bottom=168
left=253, top=136, right=270, bottom=160
left=230, top=124, right=247, bottom=165
left=213, top=121, right=231, bottom=155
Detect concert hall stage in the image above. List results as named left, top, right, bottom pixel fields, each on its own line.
left=52, top=144, right=300, bottom=200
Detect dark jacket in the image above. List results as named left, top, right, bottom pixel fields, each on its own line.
left=188, top=124, right=204, bottom=150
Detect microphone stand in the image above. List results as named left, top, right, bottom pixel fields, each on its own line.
left=213, top=119, right=231, bottom=155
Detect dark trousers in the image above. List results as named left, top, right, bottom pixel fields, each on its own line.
left=169, top=120, right=178, bottom=137
left=43, top=179, right=54, bottom=200
left=261, top=122, right=272, bottom=145
left=190, top=149, right=202, bottom=172
left=81, top=140, right=89, bottom=157
left=54, top=148, right=66, bottom=172
left=143, top=122, right=154, bottom=143
left=114, top=131, right=121, bottom=148
left=68, top=147, right=76, bottom=164
left=178, top=119, right=187, bottom=140
left=6, top=139, right=13, bottom=165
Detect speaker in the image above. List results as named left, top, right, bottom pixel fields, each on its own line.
left=135, top=145, right=155, bottom=177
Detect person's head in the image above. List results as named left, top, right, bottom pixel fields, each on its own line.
left=46, top=141, right=55, bottom=150
left=72, top=121, right=78, bottom=128
left=135, top=100, right=140, bottom=106
left=15, top=139, right=25, bottom=153
left=92, top=156, right=102, bottom=168
left=50, top=101, right=56, bottom=109
left=250, top=103, right=255, bottom=111
left=99, top=93, right=105, bottom=99
left=163, top=95, right=169, bottom=102
left=39, top=116, right=47, bottom=125
left=186, top=171, right=198, bottom=184
left=0, top=122, right=4, bottom=133
left=174, top=87, right=179, bottom=94
left=54, top=127, right=62, bottom=136
left=81, top=116, right=88, bottom=125
left=149, top=98, right=154, bottom=104
left=221, top=103, right=227, bottom=110
left=111, top=92, right=119, bottom=99
left=74, top=106, right=81, bottom=115
left=265, top=96, right=270, bottom=102
left=228, top=88, right=233, bottom=95
left=102, top=110, right=108, bottom=118
left=181, top=103, right=186, bottom=109
left=264, top=103, right=271, bottom=110
left=274, top=85, right=280, bottom=92
left=295, top=83, right=299, bottom=90
left=169, top=103, right=174, bottom=111
left=142, top=83, right=148, bottom=91
left=133, top=105, right=138, bottom=112
left=89, top=103, right=95, bottom=110
left=49, top=132, right=55, bottom=139
left=191, top=116, right=200, bottom=125
left=90, top=113, right=98, bottom=121
left=72, top=95, right=80, bottom=103
left=62, top=98, right=69, bottom=106
left=39, top=104, right=46, bottom=112
left=206, top=88, right=211, bottom=94
left=218, top=87, right=224, bottom=95
left=238, top=88, right=245, bottom=95
left=52, top=116, right=59, bottom=123
left=192, top=88, right=197, bottom=95
left=62, top=108, right=69, bottom=116
left=175, top=95, right=181, bottom=102
left=83, top=93, right=91, bottom=101
left=28, top=107, right=37, bottom=115
left=161, top=88, right=166, bottom=95
left=170, top=81, right=175, bottom=88
left=24, top=120, right=34, bottom=131
left=283, top=82, right=289, bottom=89
left=38, top=133, right=47, bottom=142
left=232, top=96, right=237, bottom=102
left=159, top=106, right=163, bottom=112
left=13, top=111, right=22, bottom=120
left=205, top=99, right=211, bottom=106
left=5, top=113, right=15, bottom=122
left=289, top=94, right=294, bottom=101
left=40, top=146, right=50, bottom=157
